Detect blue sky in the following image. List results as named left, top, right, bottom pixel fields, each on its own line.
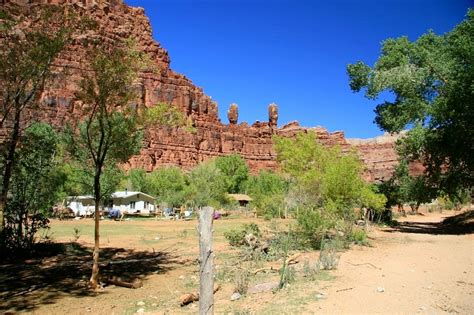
left=124, top=0, right=471, bottom=138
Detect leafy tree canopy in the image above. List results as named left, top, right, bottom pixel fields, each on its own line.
left=215, top=154, right=249, bottom=194
left=347, top=9, right=474, bottom=193
left=274, top=132, right=385, bottom=215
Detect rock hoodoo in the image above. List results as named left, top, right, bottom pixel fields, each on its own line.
left=227, top=103, right=239, bottom=125
left=0, top=0, right=403, bottom=182
left=268, top=103, right=278, bottom=127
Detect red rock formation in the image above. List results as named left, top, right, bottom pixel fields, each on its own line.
left=268, top=103, right=278, bottom=128
left=0, top=0, right=405, bottom=182
left=227, top=103, right=239, bottom=125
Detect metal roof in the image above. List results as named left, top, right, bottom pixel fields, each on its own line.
left=228, top=194, right=253, bottom=202
left=111, top=191, right=156, bottom=200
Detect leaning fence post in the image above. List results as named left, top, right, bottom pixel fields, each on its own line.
left=199, top=206, right=214, bottom=314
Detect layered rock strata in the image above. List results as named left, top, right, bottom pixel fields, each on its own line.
left=1, top=0, right=402, bottom=182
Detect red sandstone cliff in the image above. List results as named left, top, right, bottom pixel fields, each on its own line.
left=0, top=0, right=403, bottom=182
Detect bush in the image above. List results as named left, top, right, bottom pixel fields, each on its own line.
left=295, top=208, right=335, bottom=249
left=233, top=269, right=250, bottom=295
left=350, top=229, right=368, bottom=246
left=224, top=223, right=261, bottom=247
left=318, top=240, right=340, bottom=270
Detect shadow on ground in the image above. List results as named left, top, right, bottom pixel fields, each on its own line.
left=0, top=242, right=180, bottom=313
left=387, top=210, right=474, bottom=235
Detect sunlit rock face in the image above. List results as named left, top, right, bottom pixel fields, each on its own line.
left=1, top=0, right=407, bottom=180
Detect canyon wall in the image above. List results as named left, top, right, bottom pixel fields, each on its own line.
left=1, top=0, right=401, bottom=182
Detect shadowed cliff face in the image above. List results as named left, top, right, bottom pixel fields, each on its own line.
left=1, top=0, right=403, bottom=181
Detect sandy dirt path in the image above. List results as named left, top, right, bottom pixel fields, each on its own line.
left=308, top=211, right=474, bottom=314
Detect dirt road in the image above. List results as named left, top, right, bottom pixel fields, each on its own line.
left=310, top=211, right=474, bottom=314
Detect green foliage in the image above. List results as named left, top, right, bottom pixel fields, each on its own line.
left=224, top=223, right=261, bottom=247
left=347, top=9, right=474, bottom=192
left=127, top=168, right=148, bottom=193
left=243, top=170, right=288, bottom=218
left=140, top=102, right=190, bottom=131
left=215, top=154, right=249, bottom=194
left=378, top=160, right=435, bottom=212
left=185, top=159, right=229, bottom=208
left=295, top=208, right=334, bottom=249
left=274, top=131, right=387, bottom=248
left=0, top=5, right=90, bottom=239
left=64, top=42, right=149, bottom=205
left=275, top=132, right=384, bottom=214
left=146, top=167, right=186, bottom=207
left=350, top=229, right=368, bottom=246
left=4, top=123, right=65, bottom=251
left=360, top=185, right=387, bottom=213
left=438, top=189, right=471, bottom=210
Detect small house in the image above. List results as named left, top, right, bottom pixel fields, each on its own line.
left=228, top=194, right=253, bottom=207
left=108, top=191, right=156, bottom=215
left=66, top=191, right=156, bottom=217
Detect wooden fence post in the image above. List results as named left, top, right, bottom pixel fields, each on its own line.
left=199, top=206, right=214, bottom=314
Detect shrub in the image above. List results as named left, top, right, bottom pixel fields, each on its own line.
left=350, top=229, right=368, bottom=246
left=295, top=208, right=335, bottom=249
left=224, top=223, right=261, bottom=247
left=233, top=269, right=250, bottom=295
left=318, top=241, right=340, bottom=270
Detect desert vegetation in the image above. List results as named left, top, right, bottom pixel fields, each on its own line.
left=0, top=2, right=472, bottom=314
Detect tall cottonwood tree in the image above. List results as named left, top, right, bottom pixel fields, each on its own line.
left=0, top=5, right=82, bottom=239
left=65, top=44, right=145, bottom=288
left=347, top=9, right=474, bottom=195
left=66, top=43, right=187, bottom=288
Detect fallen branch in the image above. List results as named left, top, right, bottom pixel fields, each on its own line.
left=283, top=253, right=300, bottom=264
left=252, top=253, right=301, bottom=274
left=347, top=262, right=380, bottom=270
left=336, top=287, right=354, bottom=292
left=179, top=284, right=221, bottom=306
left=252, top=266, right=279, bottom=275
left=103, top=276, right=143, bottom=289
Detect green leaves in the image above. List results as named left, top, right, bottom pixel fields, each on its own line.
left=215, top=154, right=249, bottom=194
left=346, top=61, right=371, bottom=93
left=347, top=9, right=474, bottom=192
left=274, top=131, right=384, bottom=215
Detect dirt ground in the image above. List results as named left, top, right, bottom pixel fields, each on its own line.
left=1, top=210, right=473, bottom=314
left=305, top=211, right=474, bottom=314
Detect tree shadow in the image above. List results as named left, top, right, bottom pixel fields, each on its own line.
left=0, top=242, right=181, bottom=313
left=386, top=210, right=474, bottom=235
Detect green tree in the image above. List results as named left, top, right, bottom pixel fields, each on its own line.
left=4, top=123, right=65, bottom=253
left=244, top=170, right=288, bottom=218
left=65, top=42, right=187, bottom=287
left=0, top=5, right=85, bottom=238
left=146, top=167, right=187, bottom=207
left=274, top=132, right=375, bottom=213
left=65, top=44, right=146, bottom=288
left=215, top=154, right=249, bottom=193
left=379, top=160, right=435, bottom=214
left=127, top=168, right=148, bottom=193
left=274, top=132, right=386, bottom=246
left=347, top=9, right=474, bottom=194
left=274, top=132, right=327, bottom=207
left=185, top=160, right=229, bottom=208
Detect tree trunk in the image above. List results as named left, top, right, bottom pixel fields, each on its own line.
left=90, top=174, right=101, bottom=289
left=0, top=108, right=22, bottom=238
left=199, top=207, right=214, bottom=315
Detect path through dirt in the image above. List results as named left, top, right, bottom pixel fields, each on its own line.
left=309, top=211, right=474, bottom=314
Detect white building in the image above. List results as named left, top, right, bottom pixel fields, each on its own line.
left=66, top=191, right=156, bottom=217
left=108, top=191, right=156, bottom=215
left=66, top=195, right=95, bottom=217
